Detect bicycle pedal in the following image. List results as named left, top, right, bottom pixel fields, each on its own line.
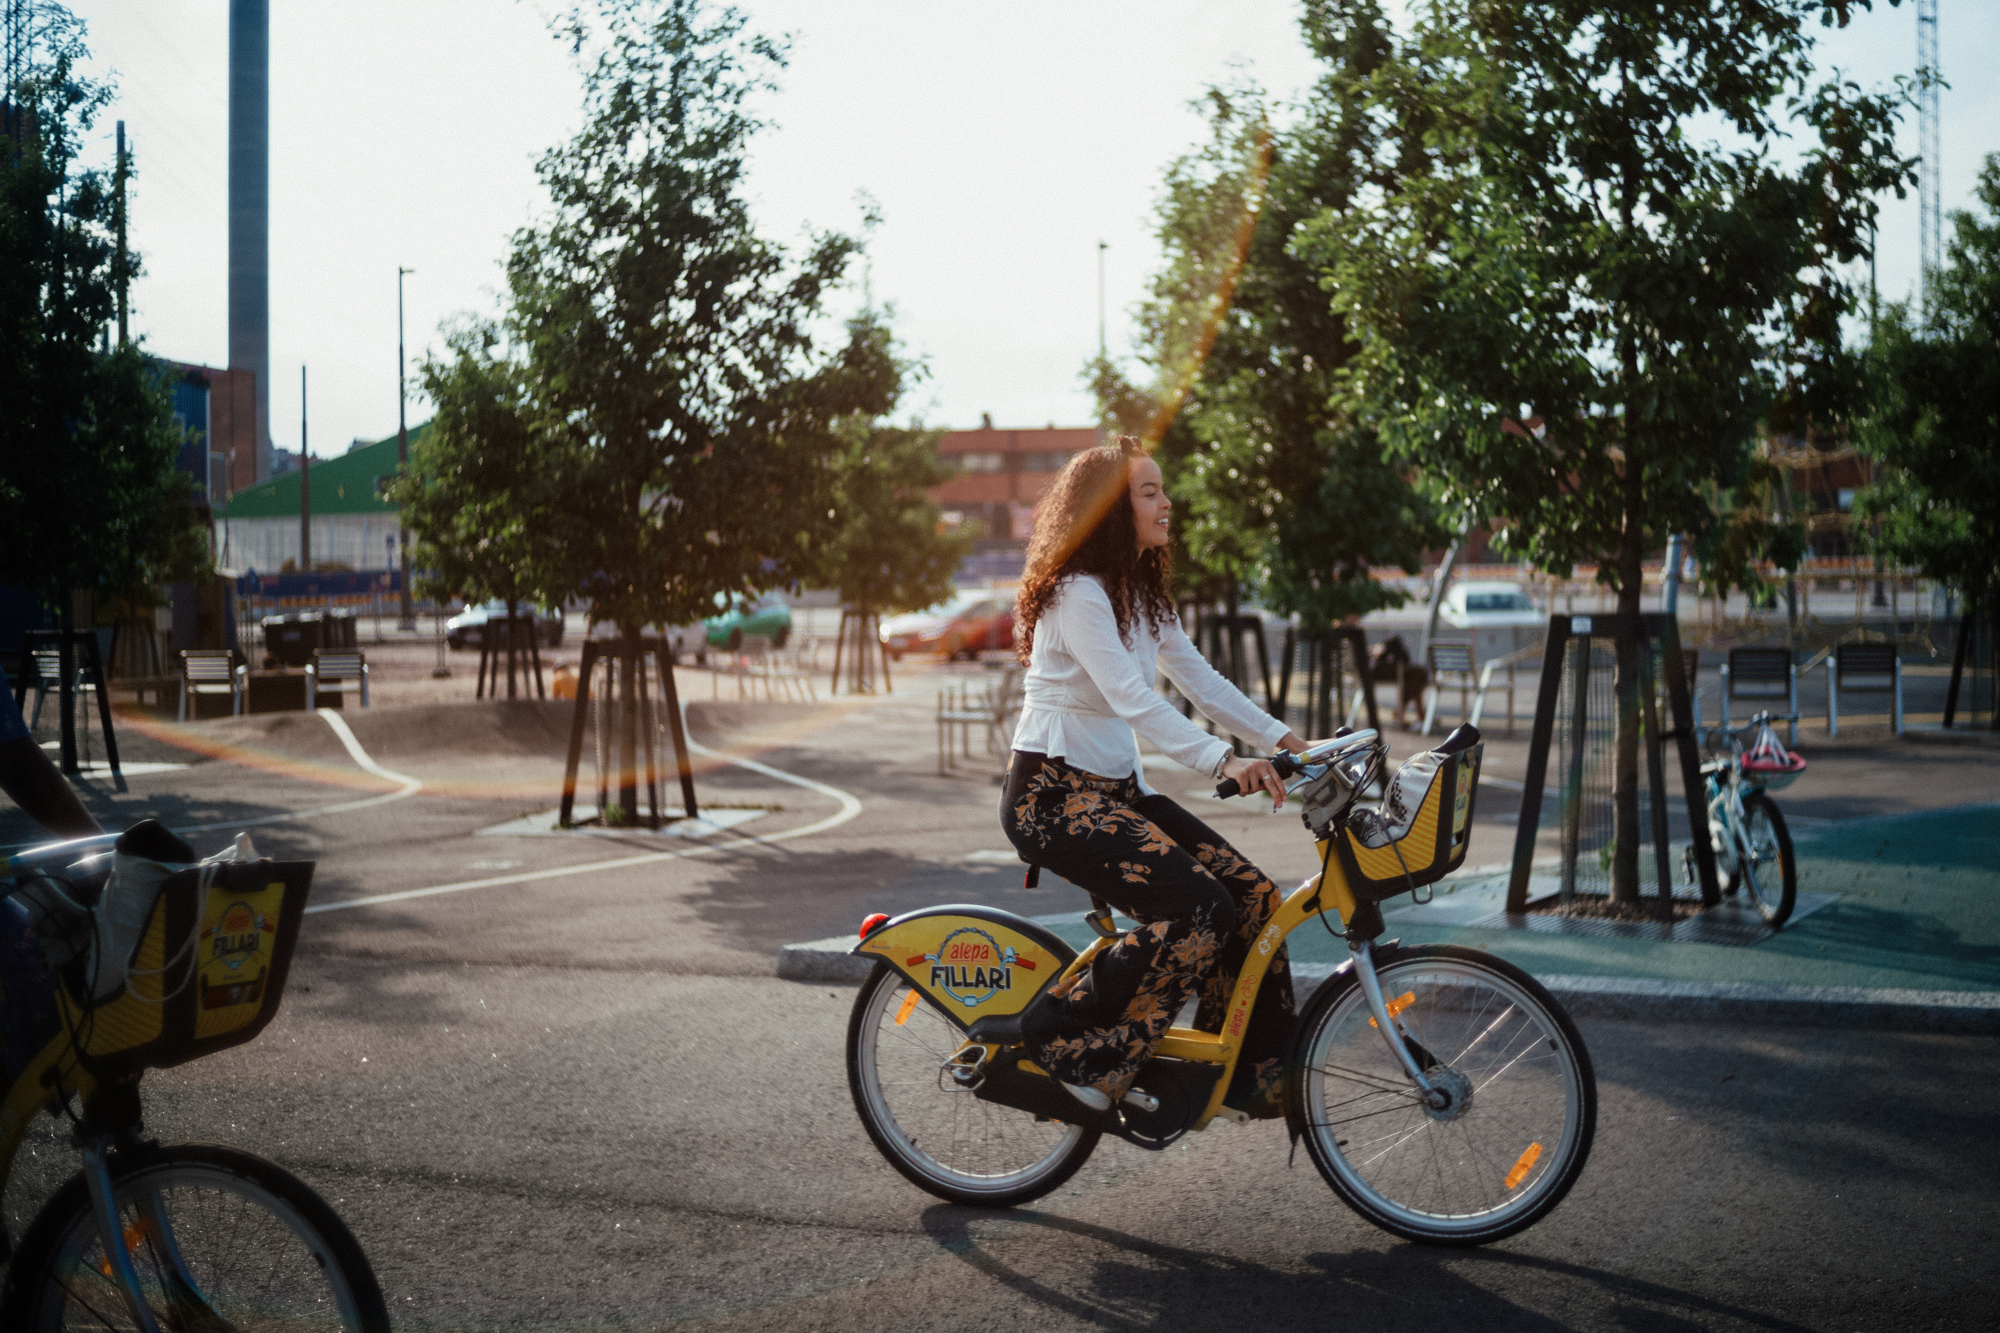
left=942, top=1043, right=990, bottom=1091
left=1121, top=1089, right=1160, bottom=1113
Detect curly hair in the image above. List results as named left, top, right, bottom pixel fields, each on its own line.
left=1015, top=435, right=1175, bottom=664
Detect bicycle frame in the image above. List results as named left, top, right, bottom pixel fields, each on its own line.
left=2, top=834, right=154, bottom=1318
left=1022, top=845, right=1433, bottom=1131
left=1699, top=713, right=1789, bottom=878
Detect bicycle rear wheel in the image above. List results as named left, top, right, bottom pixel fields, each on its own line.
left=1728, top=791, right=1796, bottom=926
left=847, top=962, right=1097, bottom=1206
left=1, top=1142, right=388, bottom=1332
left=1289, top=945, right=1596, bottom=1245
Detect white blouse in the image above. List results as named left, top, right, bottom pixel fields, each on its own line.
left=1010, top=574, right=1291, bottom=789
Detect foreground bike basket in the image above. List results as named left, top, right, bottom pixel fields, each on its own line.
left=1, top=839, right=390, bottom=1330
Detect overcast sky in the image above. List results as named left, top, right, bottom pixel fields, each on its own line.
left=64, top=1, right=2000, bottom=459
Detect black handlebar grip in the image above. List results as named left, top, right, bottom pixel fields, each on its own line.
left=1214, top=778, right=1242, bottom=799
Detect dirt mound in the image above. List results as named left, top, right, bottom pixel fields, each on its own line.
left=193, top=698, right=828, bottom=765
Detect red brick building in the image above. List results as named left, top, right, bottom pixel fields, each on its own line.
left=932, top=417, right=1103, bottom=543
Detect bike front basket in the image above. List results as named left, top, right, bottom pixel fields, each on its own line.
left=1330, top=741, right=1482, bottom=903
left=57, top=859, right=313, bottom=1078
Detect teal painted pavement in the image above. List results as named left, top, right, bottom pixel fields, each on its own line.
left=1032, top=802, right=2000, bottom=994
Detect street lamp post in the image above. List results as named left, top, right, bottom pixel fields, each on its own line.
left=396, top=266, right=416, bottom=630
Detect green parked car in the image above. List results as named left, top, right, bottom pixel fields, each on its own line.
left=704, top=592, right=792, bottom=651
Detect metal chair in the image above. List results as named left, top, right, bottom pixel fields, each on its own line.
left=1722, top=647, right=1797, bottom=745
left=1421, top=641, right=1524, bottom=736
left=305, top=649, right=369, bottom=710
left=1827, top=642, right=1902, bottom=737
left=179, top=650, right=245, bottom=722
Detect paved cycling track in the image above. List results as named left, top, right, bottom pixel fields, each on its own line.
left=2, top=682, right=1995, bottom=1331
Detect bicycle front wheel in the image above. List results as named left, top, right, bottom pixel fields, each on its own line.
left=1, top=1142, right=389, bottom=1332
left=1289, top=945, right=1596, bottom=1245
left=847, top=962, right=1097, bottom=1207
left=1729, top=792, right=1796, bottom=926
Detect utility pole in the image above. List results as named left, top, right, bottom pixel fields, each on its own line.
left=299, top=365, right=310, bottom=570
left=1097, top=240, right=1108, bottom=358
left=113, top=121, right=128, bottom=345
left=396, top=266, right=416, bottom=629
left=1917, top=0, right=1941, bottom=312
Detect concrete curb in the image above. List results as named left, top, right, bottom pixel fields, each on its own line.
left=779, top=940, right=2000, bottom=1033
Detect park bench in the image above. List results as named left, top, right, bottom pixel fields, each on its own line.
left=1722, top=647, right=1797, bottom=744
left=305, top=649, right=370, bottom=710
left=179, top=650, right=245, bottom=722
left=1421, top=640, right=1529, bottom=737
left=936, top=665, right=1021, bottom=775
left=1827, top=641, right=1902, bottom=737
left=23, top=646, right=98, bottom=732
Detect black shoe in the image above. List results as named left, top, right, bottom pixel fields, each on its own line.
left=966, top=1011, right=1026, bottom=1046
left=966, top=985, right=1057, bottom=1048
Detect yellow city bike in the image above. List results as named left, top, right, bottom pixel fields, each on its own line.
left=0, top=826, right=389, bottom=1331
left=845, top=726, right=1597, bottom=1245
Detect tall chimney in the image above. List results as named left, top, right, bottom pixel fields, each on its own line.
left=228, top=0, right=271, bottom=482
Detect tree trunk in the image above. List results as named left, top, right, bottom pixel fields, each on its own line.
left=56, top=600, right=79, bottom=776
left=618, top=631, right=640, bottom=821
left=504, top=597, right=520, bottom=701
left=1610, top=68, right=1644, bottom=908
left=1609, top=445, right=1646, bottom=907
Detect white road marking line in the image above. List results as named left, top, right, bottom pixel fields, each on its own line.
left=166, top=709, right=424, bottom=836
left=303, top=730, right=862, bottom=915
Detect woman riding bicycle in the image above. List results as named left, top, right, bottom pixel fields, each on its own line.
left=1000, top=436, right=1308, bottom=1118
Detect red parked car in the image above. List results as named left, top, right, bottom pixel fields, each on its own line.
left=880, top=593, right=1015, bottom=661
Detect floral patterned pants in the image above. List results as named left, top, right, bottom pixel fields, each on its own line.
left=1001, top=752, right=1297, bottom=1116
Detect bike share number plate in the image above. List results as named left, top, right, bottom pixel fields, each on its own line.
left=195, top=878, right=285, bottom=1038
left=855, top=915, right=1060, bottom=1018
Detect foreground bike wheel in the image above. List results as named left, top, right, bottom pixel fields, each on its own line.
left=847, top=962, right=1097, bottom=1206
left=1289, top=945, right=1596, bottom=1245
left=2, top=1142, right=389, bottom=1332
left=1728, top=792, right=1796, bottom=927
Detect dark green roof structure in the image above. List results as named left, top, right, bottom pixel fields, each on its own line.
left=219, top=422, right=431, bottom=519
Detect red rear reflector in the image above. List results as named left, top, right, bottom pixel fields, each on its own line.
left=858, top=913, right=890, bottom=940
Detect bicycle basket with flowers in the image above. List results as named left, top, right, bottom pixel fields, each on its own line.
left=1740, top=722, right=1807, bottom=791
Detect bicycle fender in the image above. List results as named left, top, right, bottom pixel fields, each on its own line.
left=853, top=905, right=1076, bottom=1029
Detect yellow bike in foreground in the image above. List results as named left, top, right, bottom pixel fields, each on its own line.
left=846, top=725, right=1597, bottom=1245
left=0, top=823, right=388, bottom=1331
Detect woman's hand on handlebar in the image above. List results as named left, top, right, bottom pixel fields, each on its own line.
left=1220, top=754, right=1291, bottom=810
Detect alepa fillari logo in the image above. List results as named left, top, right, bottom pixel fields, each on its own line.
left=209, top=901, right=267, bottom=973
left=917, top=925, right=1033, bottom=1007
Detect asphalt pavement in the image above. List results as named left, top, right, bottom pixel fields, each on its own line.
left=0, top=660, right=1995, bottom=1330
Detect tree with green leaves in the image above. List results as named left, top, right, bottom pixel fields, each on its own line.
left=387, top=322, right=568, bottom=699
left=1854, top=153, right=2000, bottom=620
left=505, top=0, right=860, bottom=640
left=425, top=0, right=883, bottom=815
left=1296, top=0, right=1909, bottom=908
left=1090, top=86, right=1445, bottom=694
left=812, top=313, right=971, bottom=679
left=1, top=7, right=208, bottom=769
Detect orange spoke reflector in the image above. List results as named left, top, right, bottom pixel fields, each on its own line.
left=1368, top=991, right=1417, bottom=1029
left=894, top=990, right=921, bottom=1026
left=98, top=1222, right=152, bottom=1276
left=1504, top=1142, right=1544, bottom=1191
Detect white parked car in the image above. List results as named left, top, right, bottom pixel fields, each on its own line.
left=1437, top=582, right=1545, bottom=661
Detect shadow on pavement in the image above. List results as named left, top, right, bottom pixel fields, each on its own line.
left=918, top=1206, right=1815, bottom=1332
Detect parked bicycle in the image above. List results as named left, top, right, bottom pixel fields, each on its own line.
left=1686, top=711, right=1805, bottom=928
left=0, top=823, right=388, bottom=1331
left=845, top=725, right=1598, bottom=1246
